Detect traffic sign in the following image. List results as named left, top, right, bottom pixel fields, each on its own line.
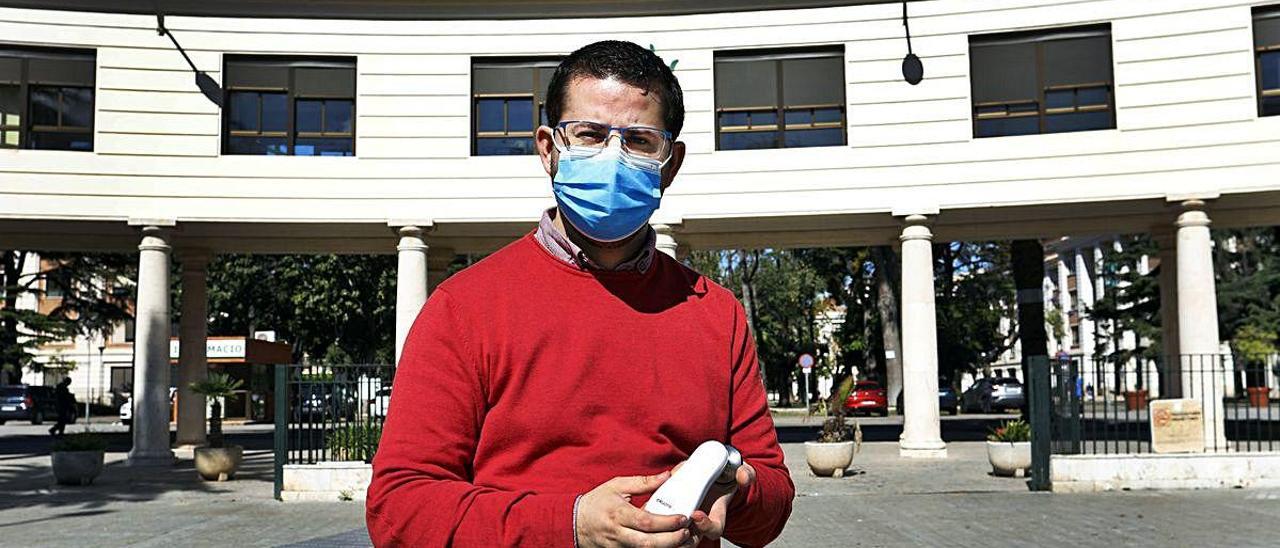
left=798, top=353, right=814, bottom=373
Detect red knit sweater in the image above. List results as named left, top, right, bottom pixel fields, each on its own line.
left=366, top=233, right=794, bottom=547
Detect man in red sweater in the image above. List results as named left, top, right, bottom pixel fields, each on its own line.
left=367, top=40, right=794, bottom=547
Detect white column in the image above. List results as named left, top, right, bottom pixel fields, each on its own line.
left=1175, top=200, right=1226, bottom=450
left=395, top=226, right=429, bottom=365
left=1074, top=250, right=1095, bottom=392
left=1057, top=258, right=1073, bottom=352
left=898, top=215, right=946, bottom=459
left=653, top=223, right=679, bottom=259
left=175, top=250, right=210, bottom=450
left=128, top=226, right=175, bottom=466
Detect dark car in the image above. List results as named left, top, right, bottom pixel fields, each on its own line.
left=895, top=383, right=961, bottom=416
left=961, top=377, right=1025, bottom=413
left=0, top=385, right=59, bottom=425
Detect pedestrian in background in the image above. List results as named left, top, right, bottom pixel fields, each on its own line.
left=48, top=378, right=74, bottom=436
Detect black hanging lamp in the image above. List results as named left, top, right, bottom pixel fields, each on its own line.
left=901, top=1, right=923, bottom=85
left=155, top=3, right=223, bottom=107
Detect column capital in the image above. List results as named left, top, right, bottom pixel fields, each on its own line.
left=899, top=214, right=934, bottom=243
left=396, top=225, right=431, bottom=252
left=651, top=222, right=681, bottom=235
left=137, top=226, right=171, bottom=252
left=1175, top=200, right=1211, bottom=229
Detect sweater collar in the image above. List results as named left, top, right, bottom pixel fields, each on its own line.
left=534, top=208, right=656, bottom=273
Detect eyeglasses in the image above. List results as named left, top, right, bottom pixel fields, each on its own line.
left=553, top=120, right=673, bottom=162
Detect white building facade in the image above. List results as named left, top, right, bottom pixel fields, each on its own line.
left=3, top=0, right=1280, bottom=460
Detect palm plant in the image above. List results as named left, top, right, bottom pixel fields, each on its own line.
left=190, top=373, right=244, bottom=448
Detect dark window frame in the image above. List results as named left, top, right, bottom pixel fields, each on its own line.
left=1254, top=6, right=1280, bottom=117
left=713, top=46, right=847, bottom=151
left=0, top=46, right=95, bottom=151
left=470, top=57, right=561, bottom=156
left=221, top=55, right=357, bottom=156
left=968, top=24, right=1115, bottom=139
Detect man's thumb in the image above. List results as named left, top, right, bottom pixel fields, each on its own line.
left=609, top=471, right=671, bottom=495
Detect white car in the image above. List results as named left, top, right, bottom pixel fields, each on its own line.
left=368, top=387, right=391, bottom=419
left=118, top=387, right=177, bottom=425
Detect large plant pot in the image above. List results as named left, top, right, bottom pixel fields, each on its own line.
left=804, top=441, right=855, bottom=477
left=1247, top=386, right=1270, bottom=408
left=52, top=450, right=105, bottom=486
left=195, top=445, right=243, bottom=481
left=1123, top=390, right=1149, bottom=411
left=986, top=441, right=1031, bottom=477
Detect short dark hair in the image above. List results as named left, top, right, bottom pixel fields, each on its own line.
left=545, top=40, right=685, bottom=138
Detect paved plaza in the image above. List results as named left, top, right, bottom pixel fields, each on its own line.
left=1, top=417, right=1278, bottom=547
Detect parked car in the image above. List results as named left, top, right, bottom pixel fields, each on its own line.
left=843, top=381, right=889, bottom=416
left=295, top=384, right=357, bottom=421
left=961, top=377, right=1025, bottom=413
left=896, top=383, right=961, bottom=415
left=0, top=385, right=60, bottom=425
left=368, top=387, right=391, bottom=419
left=118, top=387, right=176, bottom=426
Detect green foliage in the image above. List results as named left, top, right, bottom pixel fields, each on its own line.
left=1, top=251, right=135, bottom=383
left=933, top=242, right=1018, bottom=380
left=326, top=423, right=382, bottom=463
left=987, top=419, right=1031, bottom=443
left=191, top=372, right=244, bottom=448
left=52, top=432, right=108, bottom=452
left=1090, top=235, right=1163, bottom=366
left=190, top=372, right=244, bottom=399
left=207, top=254, right=400, bottom=364
left=1215, top=227, right=1280, bottom=362
left=1234, top=324, right=1277, bottom=360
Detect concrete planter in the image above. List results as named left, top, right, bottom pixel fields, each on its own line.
left=987, top=441, right=1032, bottom=477
left=804, top=441, right=856, bottom=477
left=51, top=450, right=105, bottom=486
left=195, top=445, right=243, bottom=481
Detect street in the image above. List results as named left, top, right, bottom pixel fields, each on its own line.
left=0, top=415, right=1278, bottom=547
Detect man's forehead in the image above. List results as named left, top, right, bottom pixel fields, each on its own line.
left=562, top=75, right=664, bottom=127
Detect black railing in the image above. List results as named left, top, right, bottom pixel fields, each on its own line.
left=1047, top=353, right=1280, bottom=455
left=273, top=363, right=394, bottom=499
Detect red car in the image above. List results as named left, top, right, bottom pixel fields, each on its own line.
left=843, top=381, right=888, bottom=416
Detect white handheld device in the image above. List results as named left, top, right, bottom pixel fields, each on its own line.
left=643, top=441, right=743, bottom=517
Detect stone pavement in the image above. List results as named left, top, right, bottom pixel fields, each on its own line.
left=1, top=418, right=1279, bottom=547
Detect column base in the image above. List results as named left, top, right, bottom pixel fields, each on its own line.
left=171, top=443, right=204, bottom=459
left=899, top=440, right=948, bottom=459
left=127, top=450, right=176, bottom=467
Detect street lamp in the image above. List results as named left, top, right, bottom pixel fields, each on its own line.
left=98, top=343, right=106, bottom=413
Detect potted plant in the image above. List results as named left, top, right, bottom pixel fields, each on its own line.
left=986, top=419, right=1031, bottom=477
left=804, top=376, right=862, bottom=477
left=190, top=372, right=245, bottom=481
left=51, top=432, right=107, bottom=486
left=1123, top=389, right=1149, bottom=411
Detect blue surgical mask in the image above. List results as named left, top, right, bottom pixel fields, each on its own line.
left=552, top=141, right=664, bottom=243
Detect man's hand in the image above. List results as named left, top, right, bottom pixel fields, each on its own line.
left=575, top=471, right=694, bottom=548
left=679, top=462, right=757, bottom=544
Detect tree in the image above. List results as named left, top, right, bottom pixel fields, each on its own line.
left=933, top=241, right=1017, bottom=381
left=1, top=251, right=135, bottom=384
left=207, top=254, right=398, bottom=364
left=1089, top=235, right=1161, bottom=390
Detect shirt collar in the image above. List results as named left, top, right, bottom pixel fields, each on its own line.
left=534, top=208, right=656, bottom=273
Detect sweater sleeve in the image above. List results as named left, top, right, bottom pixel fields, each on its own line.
left=366, top=288, right=577, bottom=547
left=722, top=302, right=795, bottom=547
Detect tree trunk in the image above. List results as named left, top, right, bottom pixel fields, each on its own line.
left=873, top=246, right=904, bottom=412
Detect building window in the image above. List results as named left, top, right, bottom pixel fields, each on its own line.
left=1254, top=7, right=1280, bottom=116
left=969, top=25, right=1114, bottom=138
left=0, top=46, right=95, bottom=151
left=714, top=47, right=846, bottom=150
left=471, top=58, right=559, bottom=156
left=222, top=56, right=355, bottom=156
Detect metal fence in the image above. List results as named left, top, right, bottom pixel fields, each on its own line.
left=273, top=363, right=394, bottom=498
left=1047, top=353, right=1280, bottom=455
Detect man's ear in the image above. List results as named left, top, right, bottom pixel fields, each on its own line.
left=536, top=125, right=557, bottom=177
left=660, top=140, right=686, bottom=194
